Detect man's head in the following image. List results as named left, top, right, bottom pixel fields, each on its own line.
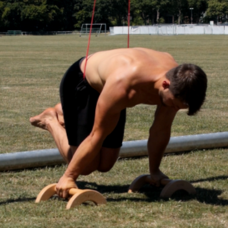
left=164, top=64, right=207, bottom=115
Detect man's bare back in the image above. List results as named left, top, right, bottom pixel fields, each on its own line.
left=81, top=48, right=178, bottom=105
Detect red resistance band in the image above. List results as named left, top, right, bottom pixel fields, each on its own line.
left=83, top=0, right=97, bottom=79
left=83, top=0, right=131, bottom=79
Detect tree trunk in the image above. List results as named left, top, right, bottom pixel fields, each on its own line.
left=178, top=10, right=181, bottom=24
left=156, top=9, right=160, bottom=23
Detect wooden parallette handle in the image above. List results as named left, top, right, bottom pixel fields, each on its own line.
left=35, top=183, right=107, bottom=209
left=66, top=188, right=107, bottom=209
left=128, top=174, right=196, bottom=198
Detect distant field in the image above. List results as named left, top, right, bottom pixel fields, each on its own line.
left=0, top=34, right=228, bottom=227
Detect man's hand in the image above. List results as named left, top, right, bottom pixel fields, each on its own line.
left=56, top=174, right=78, bottom=199
left=149, top=169, right=169, bottom=187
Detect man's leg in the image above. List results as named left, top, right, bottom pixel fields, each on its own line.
left=80, top=147, right=120, bottom=175
left=30, top=105, right=74, bottom=163
left=98, top=147, right=120, bottom=172
left=53, top=103, right=120, bottom=173
left=30, top=104, right=119, bottom=174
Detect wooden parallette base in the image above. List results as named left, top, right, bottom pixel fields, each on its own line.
left=128, top=174, right=196, bottom=198
left=35, top=183, right=107, bottom=209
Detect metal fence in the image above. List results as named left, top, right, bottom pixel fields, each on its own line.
left=110, top=25, right=228, bottom=35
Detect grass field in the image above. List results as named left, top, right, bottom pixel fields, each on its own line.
left=1, top=34, right=228, bottom=227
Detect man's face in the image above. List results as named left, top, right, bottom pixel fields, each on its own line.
left=161, top=89, right=188, bottom=111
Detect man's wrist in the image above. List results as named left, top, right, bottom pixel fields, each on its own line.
left=150, top=168, right=160, bottom=175
left=64, top=171, right=78, bottom=180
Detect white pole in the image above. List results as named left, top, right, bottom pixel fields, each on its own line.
left=1, top=132, right=228, bottom=171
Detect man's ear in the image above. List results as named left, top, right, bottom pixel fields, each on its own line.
left=162, top=80, right=170, bottom=89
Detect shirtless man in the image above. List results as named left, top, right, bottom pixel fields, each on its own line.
left=30, top=48, right=207, bottom=198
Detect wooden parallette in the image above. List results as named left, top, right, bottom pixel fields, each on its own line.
left=35, top=183, right=107, bottom=209
left=128, top=174, right=196, bottom=198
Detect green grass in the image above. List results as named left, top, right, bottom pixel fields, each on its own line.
left=1, top=34, right=228, bottom=227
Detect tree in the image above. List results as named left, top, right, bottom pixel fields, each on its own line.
left=61, top=0, right=77, bottom=30
left=110, top=0, right=128, bottom=26
left=206, top=0, right=228, bottom=23
left=185, top=0, right=208, bottom=23
left=0, top=0, right=64, bottom=31
left=0, top=0, right=225, bottom=31
left=0, top=1, right=8, bottom=29
left=73, top=0, right=127, bottom=29
left=73, top=0, right=93, bottom=29
left=0, top=1, right=24, bottom=30
left=20, top=0, right=63, bottom=31
left=168, top=0, right=188, bottom=24
left=131, top=0, right=157, bottom=25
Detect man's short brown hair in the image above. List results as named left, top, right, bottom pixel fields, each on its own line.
left=166, top=64, right=207, bottom=115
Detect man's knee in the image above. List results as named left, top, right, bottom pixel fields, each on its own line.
left=54, top=103, right=63, bottom=114
left=97, top=163, right=114, bottom=173
left=97, top=147, right=120, bottom=173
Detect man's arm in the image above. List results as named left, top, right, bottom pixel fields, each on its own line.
left=56, top=76, right=129, bottom=198
left=147, top=105, right=177, bottom=185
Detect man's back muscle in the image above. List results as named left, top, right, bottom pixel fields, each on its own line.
left=80, top=48, right=178, bottom=105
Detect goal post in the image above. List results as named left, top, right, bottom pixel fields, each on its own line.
left=80, top=23, right=106, bottom=36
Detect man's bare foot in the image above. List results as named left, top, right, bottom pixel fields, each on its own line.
left=30, top=108, right=58, bottom=130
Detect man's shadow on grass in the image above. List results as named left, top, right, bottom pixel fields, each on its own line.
left=77, top=175, right=228, bottom=206
left=0, top=197, right=36, bottom=206
left=0, top=175, right=227, bottom=207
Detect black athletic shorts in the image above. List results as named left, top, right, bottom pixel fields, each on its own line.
left=59, top=57, right=126, bottom=148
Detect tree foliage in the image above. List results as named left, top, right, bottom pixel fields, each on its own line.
left=0, top=0, right=227, bottom=31
left=206, top=0, right=228, bottom=22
